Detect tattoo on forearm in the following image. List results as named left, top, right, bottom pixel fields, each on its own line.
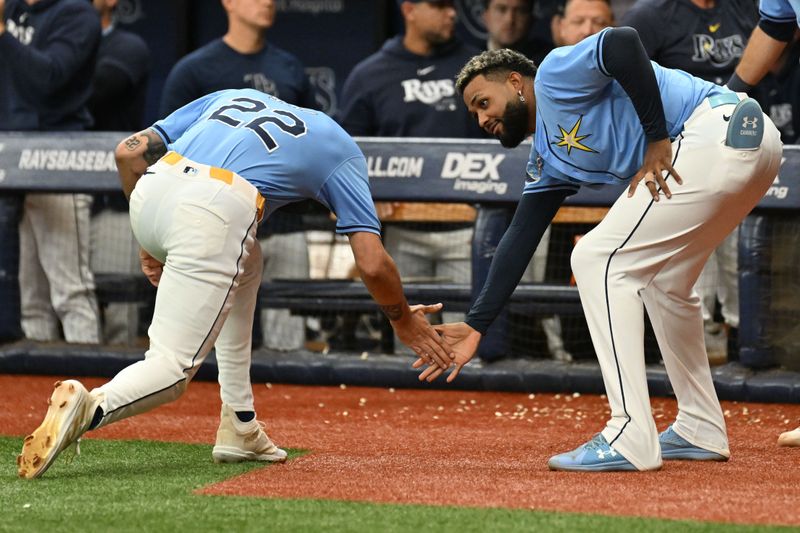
left=124, top=136, right=141, bottom=151
left=380, top=303, right=405, bottom=321
left=142, top=129, right=167, bottom=165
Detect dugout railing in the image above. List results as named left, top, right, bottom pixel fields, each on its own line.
left=1, top=133, right=799, bottom=402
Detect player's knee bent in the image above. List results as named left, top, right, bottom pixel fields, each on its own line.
left=570, top=237, right=603, bottom=284
left=143, top=351, right=197, bottom=401
left=158, top=368, right=193, bottom=407
left=650, top=279, right=702, bottom=309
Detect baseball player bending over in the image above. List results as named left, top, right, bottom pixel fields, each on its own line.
left=415, top=27, right=783, bottom=471
left=17, top=89, right=453, bottom=479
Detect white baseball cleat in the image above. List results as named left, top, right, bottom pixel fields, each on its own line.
left=17, top=380, right=99, bottom=479
left=777, top=426, right=800, bottom=447
left=212, top=404, right=287, bottom=463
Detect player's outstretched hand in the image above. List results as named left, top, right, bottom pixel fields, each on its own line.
left=392, top=303, right=454, bottom=369
left=139, top=248, right=163, bottom=287
left=627, top=138, right=683, bottom=201
left=412, top=322, right=481, bottom=383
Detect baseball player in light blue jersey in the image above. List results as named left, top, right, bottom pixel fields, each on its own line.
left=729, top=0, right=800, bottom=448
left=17, top=88, right=454, bottom=479
left=417, top=27, right=783, bottom=471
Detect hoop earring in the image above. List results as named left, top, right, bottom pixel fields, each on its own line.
left=518, top=90, right=526, bottom=103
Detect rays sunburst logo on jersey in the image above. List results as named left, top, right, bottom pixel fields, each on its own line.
left=552, top=115, right=598, bottom=156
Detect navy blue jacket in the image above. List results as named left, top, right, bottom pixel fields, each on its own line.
left=158, top=38, right=315, bottom=117
left=337, top=36, right=484, bottom=139
left=622, top=0, right=758, bottom=85
left=0, top=0, right=100, bottom=131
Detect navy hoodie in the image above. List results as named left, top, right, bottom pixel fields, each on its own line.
left=0, top=0, right=100, bottom=131
left=338, top=36, right=484, bottom=139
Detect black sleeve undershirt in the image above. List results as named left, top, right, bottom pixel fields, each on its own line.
left=601, top=27, right=669, bottom=143
left=465, top=190, right=568, bottom=335
left=758, top=18, right=797, bottom=43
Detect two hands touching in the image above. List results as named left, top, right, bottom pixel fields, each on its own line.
left=412, top=322, right=482, bottom=383
left=367, top=301, right=481, bottom=380
left=391, top=303, right=456, bottom=369
left=395, top=303, right=482, bottom=382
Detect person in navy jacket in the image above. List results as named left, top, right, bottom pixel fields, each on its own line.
left=0, top=0, right=102, bottom=344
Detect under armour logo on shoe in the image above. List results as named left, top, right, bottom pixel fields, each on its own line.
left=596, top=447, right=618, bottom=460
left=741, top=116, right=759, bottom=128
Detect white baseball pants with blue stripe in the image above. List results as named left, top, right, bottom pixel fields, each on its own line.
left=571, top=99, right=783, bottom=470
left=92, top=157, right=263, bottom=428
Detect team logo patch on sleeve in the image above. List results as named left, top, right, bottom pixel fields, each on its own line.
left=552, top=115, right=598, bottom=156
left=526, top=152, right=544, bottom=184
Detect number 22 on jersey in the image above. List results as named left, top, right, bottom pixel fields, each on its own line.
left=208, top=97, right=307, bottom=152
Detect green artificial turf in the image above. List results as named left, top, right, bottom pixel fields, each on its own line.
left=0, top=436, right=791, bottom=533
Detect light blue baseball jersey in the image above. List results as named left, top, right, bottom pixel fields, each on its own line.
left=151, top=88, right=381, bottom=235
left=523, top=29, right=731, bottom=196
left=759, top=0, right=800, bottom=26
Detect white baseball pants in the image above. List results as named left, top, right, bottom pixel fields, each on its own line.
left=93, top=154, right=264, bottom=428
left=19, top=193, right=100, bottom=343
left=571, top=99, right=783, bottom=470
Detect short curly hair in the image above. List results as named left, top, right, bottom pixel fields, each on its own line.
left=455, top=49, right=537, bottom=95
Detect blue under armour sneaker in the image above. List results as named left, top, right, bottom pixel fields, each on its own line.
left=659, top=425, right=728, bottom=461
left=548, top=433, right=638, bottom=472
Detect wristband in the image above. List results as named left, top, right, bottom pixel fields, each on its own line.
left=726, top=72, right=754, bottom=93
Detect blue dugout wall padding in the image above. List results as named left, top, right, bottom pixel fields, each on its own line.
left=2, top=343, right=799, bottom=403
left=739, top=215, right=774, bottom=368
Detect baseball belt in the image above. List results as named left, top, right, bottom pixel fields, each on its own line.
left=159, top=151, right=265, bottom=222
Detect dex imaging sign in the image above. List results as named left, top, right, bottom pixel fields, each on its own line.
left=440, top=152, right=508, bottom=195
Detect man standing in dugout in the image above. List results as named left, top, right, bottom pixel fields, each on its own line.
left=0, top=0, right=102, bottom=344
left=415, top=28, right=782, bottom=472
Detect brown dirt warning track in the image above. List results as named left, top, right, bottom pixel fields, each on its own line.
left=2, top=374, right=799, bottom=526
